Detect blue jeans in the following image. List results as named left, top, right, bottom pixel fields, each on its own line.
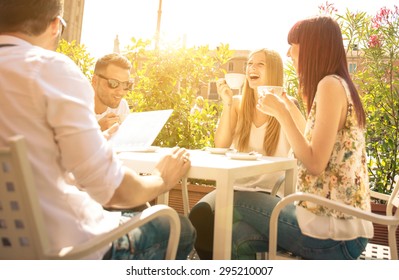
left=106, top=212, right=196, bottom=260
left=190, top=190, right=368, bottom=260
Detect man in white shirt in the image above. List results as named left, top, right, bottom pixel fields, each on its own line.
left=92, top=53, right=132, bottom=131
left=0, top=0, right=195, bottom=260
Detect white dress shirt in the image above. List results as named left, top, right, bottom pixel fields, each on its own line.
left=0, top=35, right=124, bottom=259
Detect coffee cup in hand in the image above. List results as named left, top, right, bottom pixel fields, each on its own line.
left=225, top=73, right=246, bottom=89
left=258, top=86, right=284, bottom=97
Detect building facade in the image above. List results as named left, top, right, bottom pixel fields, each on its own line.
left=205, top=50, right=250, bottom=100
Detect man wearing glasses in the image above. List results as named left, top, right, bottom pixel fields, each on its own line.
left=92, top=53, right=133, bottom=131
left=0, top=0, right=195, bottom=260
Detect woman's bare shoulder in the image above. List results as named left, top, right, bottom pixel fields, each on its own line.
left=318, top=75, right=344, bottom=89
left=316, top=75, right=347, bottom=108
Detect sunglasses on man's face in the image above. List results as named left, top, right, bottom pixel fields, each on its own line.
left=97, top=74, right=134, bottom=91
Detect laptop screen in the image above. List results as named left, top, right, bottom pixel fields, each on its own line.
left=110, top=109, right=173, bottom=152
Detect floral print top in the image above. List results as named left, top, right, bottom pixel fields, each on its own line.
left=297, top=75, right=371, bottom=219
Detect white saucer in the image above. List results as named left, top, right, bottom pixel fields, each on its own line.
left=205, top=147, right=235, bottom=155
left=226, top=152, right=262, bottom=160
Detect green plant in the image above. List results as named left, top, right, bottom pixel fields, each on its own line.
left=284, top=61, right=305, bottom=115
left=338, top=6, right=399, bottom=194
left=187, top=101, right=222, bottom=149
left=56, top=39, right=94, bottom=79
left=123, top=38, right=231, bottom=149
left=356, top=6, right=399, bottom=194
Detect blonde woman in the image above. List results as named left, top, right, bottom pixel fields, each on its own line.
left=189, top=49, right=291, bottom=259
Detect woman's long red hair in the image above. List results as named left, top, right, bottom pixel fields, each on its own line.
left=287, top=16, right=366, bottom=127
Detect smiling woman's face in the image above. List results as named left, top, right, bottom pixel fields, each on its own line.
left=246, top=51, right=267, bottom=91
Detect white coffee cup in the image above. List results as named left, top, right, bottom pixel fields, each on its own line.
left=258, top=86, right=284, bottom=96
left=225, top=73, right=246, bottom=89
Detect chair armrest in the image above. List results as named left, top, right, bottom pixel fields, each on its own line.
left=268, top=192, right=399, bottom=259
left=46, top=204, right=181, bottom=260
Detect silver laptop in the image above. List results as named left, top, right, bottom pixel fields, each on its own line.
left=110, top=109, right=173, bottom=152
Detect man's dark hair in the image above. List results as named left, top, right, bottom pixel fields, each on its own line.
left=0, top=0, right=63, bottom=35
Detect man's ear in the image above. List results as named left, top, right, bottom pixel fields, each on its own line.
left=91, top=74, right=98, bottom=87
left=50, top=17, right=61, bottom=36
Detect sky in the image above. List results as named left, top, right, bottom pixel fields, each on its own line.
left=81, top=0, right=398, bottom=61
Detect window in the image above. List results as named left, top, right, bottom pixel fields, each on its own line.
left=228, top=62, right=234, bottom=72
left=349, top=63, right=357, bottom=73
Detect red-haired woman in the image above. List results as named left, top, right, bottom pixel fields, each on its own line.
left=253, top=15, right=372, bottom=260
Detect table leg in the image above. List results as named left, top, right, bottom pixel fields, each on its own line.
left=157, top=192, right=169, bottom=205
left=284, top=167, right=297, bottom=195
left=213, top=176, right=234, bottom=260
left=181, top=177, right=190, bottom=216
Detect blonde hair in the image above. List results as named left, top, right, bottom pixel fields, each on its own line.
left=234, top=48, right=283, bottom=155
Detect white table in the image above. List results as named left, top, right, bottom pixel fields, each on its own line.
left=119, top=149, right=297, bottom=260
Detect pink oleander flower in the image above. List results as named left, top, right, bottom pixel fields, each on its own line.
left=367, top=34, right=381, bottom=48
left=371, top=6, right=399, bottom=28
left=318, top=1, right=338, bottom=15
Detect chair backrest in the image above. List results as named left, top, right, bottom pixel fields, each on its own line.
left=385, top=178, right=399, bottom=259
left=386, top=177, right=399, bottom=217
left=365, top=178, right=399, bottom=260
left=0, top=135, right=49, bottom=259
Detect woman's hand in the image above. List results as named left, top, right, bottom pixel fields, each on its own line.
left=216, top=78, right=233, bottom=105
left=257, top=91, right=297, bottom=119
left=256, top=92, right=283, bottom=118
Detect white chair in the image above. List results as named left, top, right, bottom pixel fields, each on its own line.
left=267, top=178, right=399, bottom=260
left=0, top=135, right=181, bottom=260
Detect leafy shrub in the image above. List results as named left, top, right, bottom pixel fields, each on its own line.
left=354, top=7, right=399, bottom=194
left=123, top=38, right=231, bottom=149
left=56, top=39, right=94, bottom=79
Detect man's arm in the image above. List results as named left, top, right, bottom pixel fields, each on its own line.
left=104, top=147, right=191, bottom=209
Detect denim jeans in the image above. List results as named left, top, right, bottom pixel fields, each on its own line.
left=189, top=190, right=367, bottom=260
left=106, top=212, right=196, bottom=260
